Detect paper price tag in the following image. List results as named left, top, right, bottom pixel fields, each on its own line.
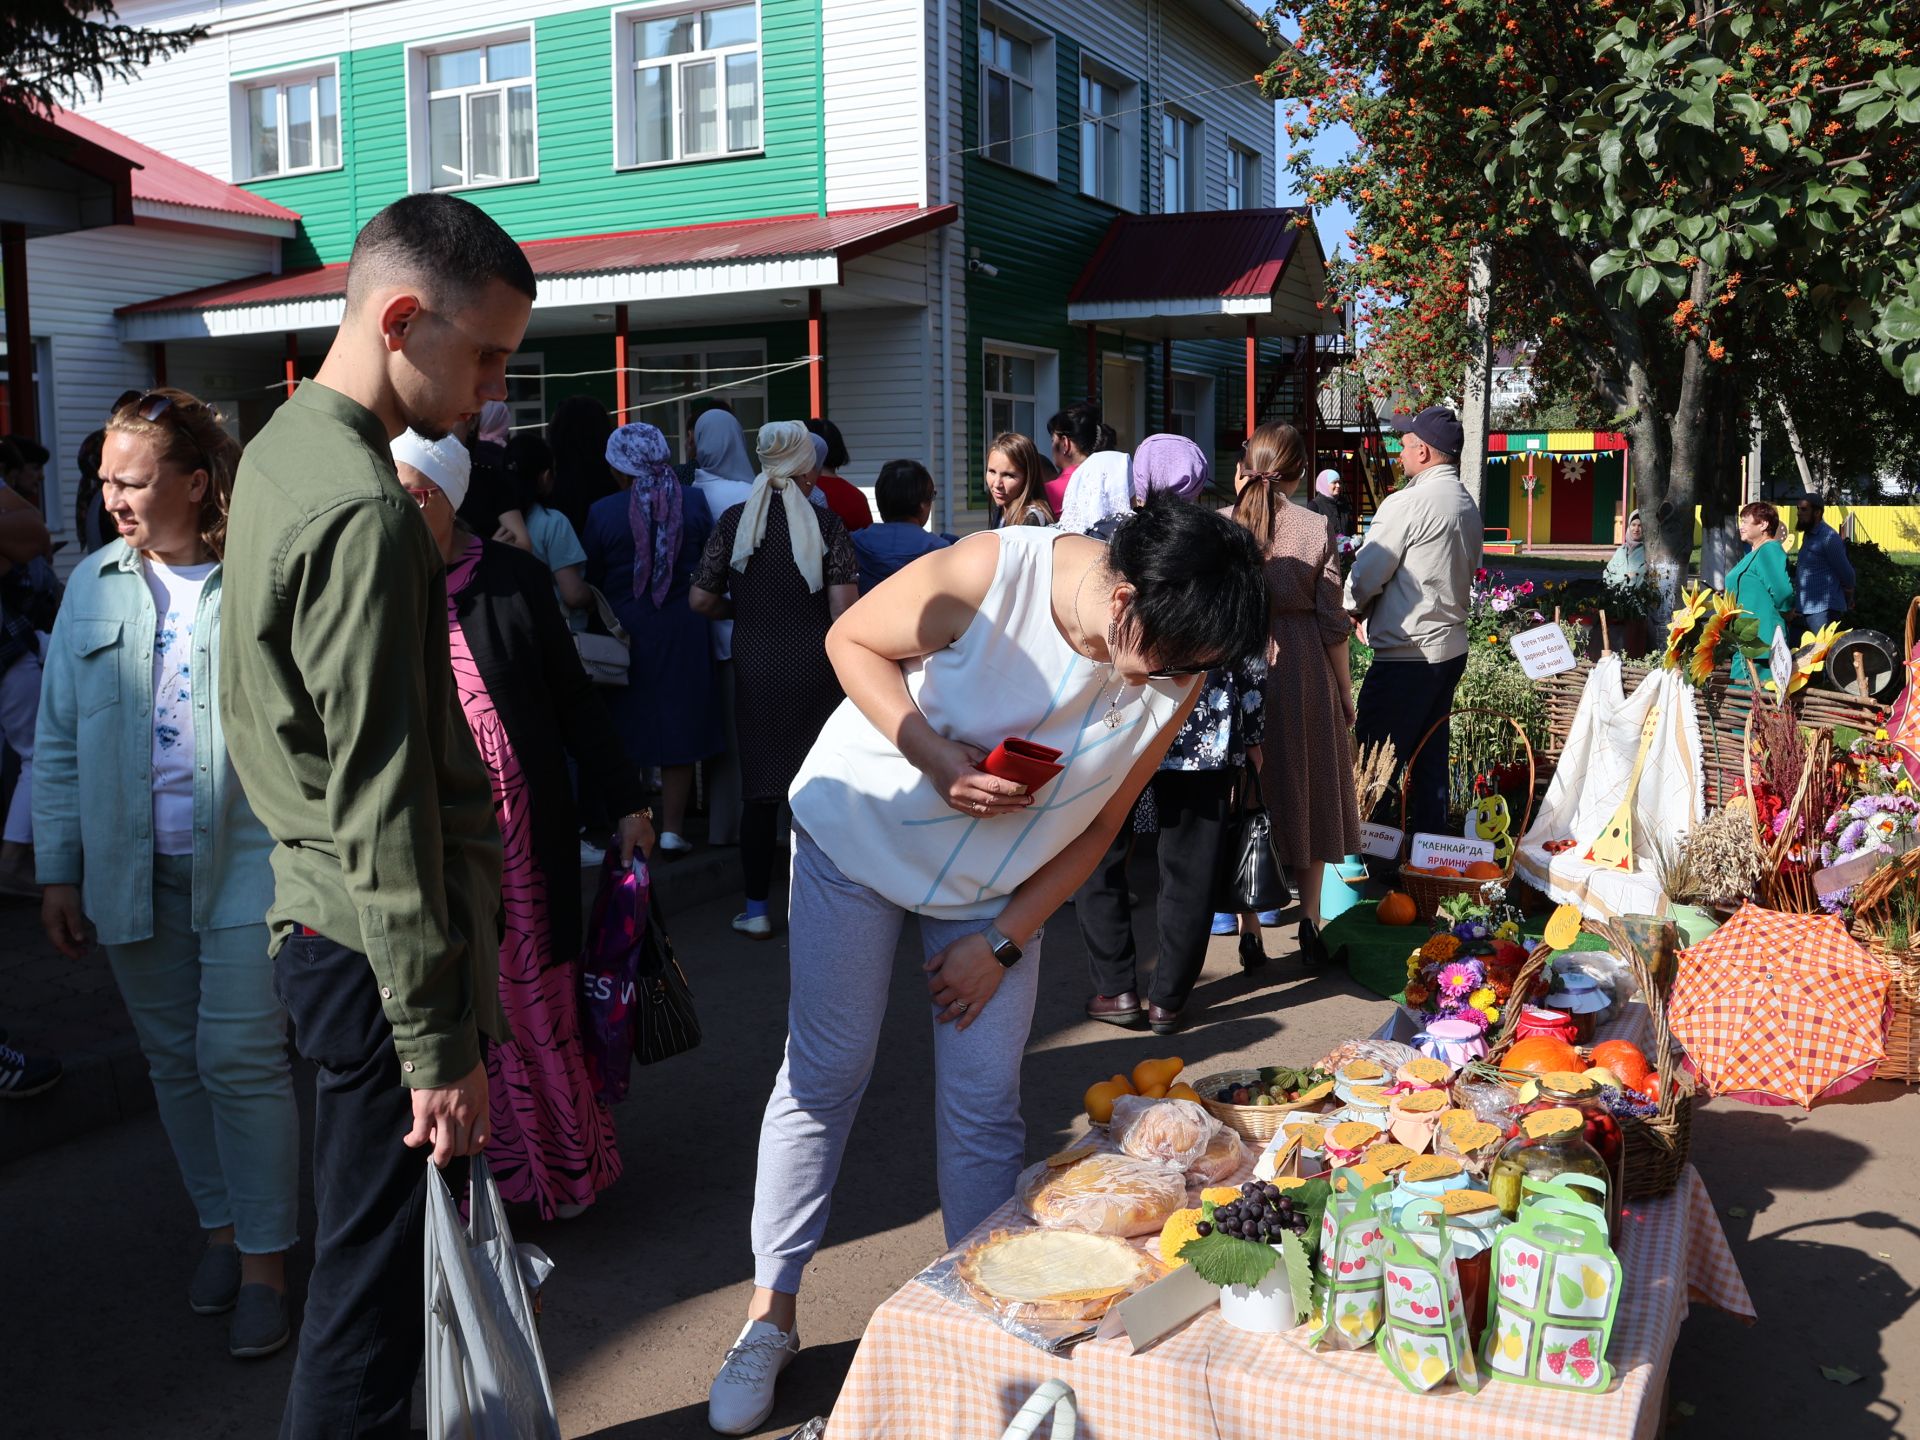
left=1510, top=621, right=1578, bottom=679
left=1770, top=631, right=1796, bottom=705
left=1409, top=832, right=1497, bottom=869
left=1360, top=822, right=1404, bottom=859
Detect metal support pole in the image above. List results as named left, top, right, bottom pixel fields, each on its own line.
left=807, top=288, right=824, bottom=416
left=1244, top=318, right=1257, bottom=440
left=613, top=303, right=630, bottom=424
left=283, top=333, right=298, bottom=400
left=151, top=342, right=168, bottom=388
left=2, top=223, right=36, bottom=441
left=1085, top=325, right=1099, bottom=406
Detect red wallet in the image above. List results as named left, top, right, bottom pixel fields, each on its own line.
left=981, top=737, right=1065, bottom=791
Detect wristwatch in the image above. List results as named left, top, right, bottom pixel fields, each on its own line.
left=983, top=924, right=1024, bottom=969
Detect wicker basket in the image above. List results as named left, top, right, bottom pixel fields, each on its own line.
left=1849, top=848, right=1920, bottom=1085
left=1192, top=1069, right=1321, bottom=1144
left=1488, top=919, right=1695, bottom=1201
left=1395, top=707, right=1537, bottom=919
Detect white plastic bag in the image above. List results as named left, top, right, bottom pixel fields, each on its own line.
left=425, top=1157, right=561, bottom=1440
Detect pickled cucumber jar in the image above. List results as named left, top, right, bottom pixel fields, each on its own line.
left=1488, top=1107, right=1613, bottom=1239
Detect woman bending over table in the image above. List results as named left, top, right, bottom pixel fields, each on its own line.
left=704, top=494, right=1269, bottom=1434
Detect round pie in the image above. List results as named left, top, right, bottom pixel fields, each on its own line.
left=957, top=1228, right=1157, bottom=1319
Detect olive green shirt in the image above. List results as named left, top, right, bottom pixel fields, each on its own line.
left=221, top=380, right=507, bottom=1087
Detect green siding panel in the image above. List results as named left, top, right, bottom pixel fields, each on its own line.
left=247, top=0, right=825, bottom=268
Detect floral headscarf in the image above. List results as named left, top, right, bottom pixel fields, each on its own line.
left=608, top=422, right=683, bottom=608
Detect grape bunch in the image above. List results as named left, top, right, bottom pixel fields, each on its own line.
left=1195, top=1182, right=1310, bottom=1244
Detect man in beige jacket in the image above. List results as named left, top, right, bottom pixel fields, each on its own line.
left=1343, top=406, right=1483, bottom=840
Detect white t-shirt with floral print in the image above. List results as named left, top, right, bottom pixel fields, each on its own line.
left=143, top=558, right=216, bottom=856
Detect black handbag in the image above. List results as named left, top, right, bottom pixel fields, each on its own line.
left=1215, top=763, right=1292, bottom=913
left=633, top=894, right=701, bottom=1065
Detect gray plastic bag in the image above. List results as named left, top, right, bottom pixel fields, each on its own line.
left=425, top=1156, right=561, bottom=1440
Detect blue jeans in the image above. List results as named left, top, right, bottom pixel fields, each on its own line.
left=102, top=853, right=298, bottom=1253
left=1801, top=609, right=1836, bottom=638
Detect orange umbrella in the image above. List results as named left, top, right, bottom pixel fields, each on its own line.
left=1669, top=902, right=1889, bottom=1108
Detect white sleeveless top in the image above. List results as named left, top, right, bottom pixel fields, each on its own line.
left=790, top=524, right=1191, bottom=920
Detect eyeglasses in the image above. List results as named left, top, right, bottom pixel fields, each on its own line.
left=1147, top=660, right=1218, bottom=679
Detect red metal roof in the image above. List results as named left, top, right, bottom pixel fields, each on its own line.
left=1069, top=208, right=1311, bottom=304
left=121, top=204, right=957, bottom=315
left=51, top=108, right=300, bottom=224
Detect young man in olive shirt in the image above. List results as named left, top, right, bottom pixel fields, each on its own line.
left=221, top=194, right=534, bottom=1437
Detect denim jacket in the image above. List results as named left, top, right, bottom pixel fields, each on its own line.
left=33, top=541, right=273, bottom=945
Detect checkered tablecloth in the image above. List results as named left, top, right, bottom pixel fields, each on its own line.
left=828, top=1165, right=1752, bottom=1440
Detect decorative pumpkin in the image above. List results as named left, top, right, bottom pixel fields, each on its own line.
left=1430, top=865, right=1465, bottom=878
left=1464, top=860, right=1505, bottom=880
left=1591, top=1041, right=1651, bottom=1088
left=1378, top=892, right=1419, bottom=926
left=1501, top=1036, right=1584, bottom=1076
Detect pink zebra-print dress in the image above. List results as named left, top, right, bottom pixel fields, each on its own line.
left=448, top=537, right=622, bottom=1217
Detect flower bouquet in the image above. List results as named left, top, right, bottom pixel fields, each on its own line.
left=1401, top=886, right=1531, bottom=1036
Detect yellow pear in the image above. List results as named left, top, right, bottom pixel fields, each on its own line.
left=1582, top=1265, right=1608, bottom=1300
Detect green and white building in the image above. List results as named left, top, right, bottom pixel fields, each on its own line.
left=14, top=0, right=1338, bottom=536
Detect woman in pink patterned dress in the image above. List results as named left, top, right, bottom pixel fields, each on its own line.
left=393, top=429, right=654, bottom=1219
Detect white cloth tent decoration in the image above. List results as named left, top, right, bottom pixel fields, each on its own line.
left=1514, top=656, right=1705, bottom=921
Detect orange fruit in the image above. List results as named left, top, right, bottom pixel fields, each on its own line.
left=1131, top=1056, right=1184, bottom=1094
left=1503, top=1036, right=1584, bottom=1076
left=1464, top=861, right=1504, bottom=879
left=1591, top=1040, right=1651, bottom=1086
left=1084, top=1080, right=1129, bottom=1125
left=1377, top=892, right=1418, bottom=926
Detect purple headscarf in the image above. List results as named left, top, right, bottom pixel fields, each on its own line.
left=1130, top=433, right=1211, bottom=504
left=608, top=422, right=683, bottom=608
left=477, top=400, right=512, bottom=446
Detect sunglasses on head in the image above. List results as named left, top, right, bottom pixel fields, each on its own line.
left=121, top=391, right=213, bottom=472
left=1146, top=660, right=1218, bottom=680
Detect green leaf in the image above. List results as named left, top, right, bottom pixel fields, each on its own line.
left=1281, top=1229, right=1316, bottom=1326
left=1903, top=351, right=1920, bottom=397
left=1591, top=251, right=1628, bottom=284
left=1820, top=1365, right=1864, bottom=1386
left=1882, top=302, right=1920, bottom=343
left=1649, top=237, right=1681, bottom=264
left=1598, top=131, right=1625, bottom=176
left=1180, top=1228, right=1281, bottom=1290
left=1700, top=232, right=1731, bottom=270
left=1859, top=99, right=1895, bottom=128
left=1789, top=101, right=1812, bottom=135
left=1681, top=90, right=1716, bottom=130
left=1627, top=266, right=1661, bottom=305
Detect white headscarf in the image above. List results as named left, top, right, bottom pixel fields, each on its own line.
left=391, top=430, right=471, bottom=511
left=731, top=420, right=826, bottom=592
left=1057, top=450, right=1133, bottom=534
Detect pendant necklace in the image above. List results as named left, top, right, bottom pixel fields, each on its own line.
left=1067, top=562, right=1127, bottom=729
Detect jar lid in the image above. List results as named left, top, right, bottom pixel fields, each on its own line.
left=1522, top=1106, right=1584, bottom=1139
left=1423, top=1017, right=1485, bottom=1040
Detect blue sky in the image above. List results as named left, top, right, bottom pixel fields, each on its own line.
left=1249, top=5, right=1357, bottom=259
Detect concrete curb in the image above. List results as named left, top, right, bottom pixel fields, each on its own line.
left=0, top=843, right=748, bottom=1170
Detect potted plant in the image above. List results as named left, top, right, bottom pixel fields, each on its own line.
left=1179, top=1179, right=1331, bottom=1333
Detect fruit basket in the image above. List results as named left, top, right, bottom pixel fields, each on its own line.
left=1193, top=1068, right=1332, bottom=1144
left=1395, top=707, right=1537, bottom=920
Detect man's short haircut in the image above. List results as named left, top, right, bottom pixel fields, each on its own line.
left=345, top=193, right=536, bottom=314
left=875, top=458, right=934, bottom=521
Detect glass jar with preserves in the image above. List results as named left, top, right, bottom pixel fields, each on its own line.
left=1488, top=1107, right=1615, bottom=1241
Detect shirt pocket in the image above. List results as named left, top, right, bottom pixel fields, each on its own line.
left=65, top=618, right=124, bottom=717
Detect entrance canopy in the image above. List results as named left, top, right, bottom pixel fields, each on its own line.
left=119, top=204, right=958, bottom=342
left=0, top=108, right=136, bottom=238
left=1066, top=208, right=1337, bottom=340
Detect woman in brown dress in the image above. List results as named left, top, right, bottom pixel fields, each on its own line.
left=691, top=420, right=860, bottom=940
left=1232, top=422, right=1359, bottom=962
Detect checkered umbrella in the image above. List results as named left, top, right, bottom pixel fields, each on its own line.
left=1669, top=902, right=1889, bottom=1109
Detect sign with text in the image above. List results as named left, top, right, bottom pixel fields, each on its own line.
left=1510, top=621, right=1578, bottom=679
left=1359, top=822, right=1405, bottom=860
left=1770, top=631, right=1796, bottom=705
left=1409, top=832, right=1498, bottom=870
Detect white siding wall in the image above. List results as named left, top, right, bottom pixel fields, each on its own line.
left=823, top=0, right=927, bottom=210
left=927, top=0, right=973, bottom=530
left=822, top=308, right=931, bottom=496
left=15, top=224, right=278, bottom=551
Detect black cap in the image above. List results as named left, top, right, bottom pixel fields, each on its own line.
left=1389, top=405, right=1465, bottom=459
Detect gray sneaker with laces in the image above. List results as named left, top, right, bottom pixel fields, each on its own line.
left=707, top=1318, right=798, bottom=1435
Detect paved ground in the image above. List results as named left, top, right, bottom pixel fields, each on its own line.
left=3, top=849, right=1918, bottom=1439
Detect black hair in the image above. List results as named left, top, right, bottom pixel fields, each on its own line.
left=1106, top=493, right=1268, bottom=672
left=1046, top=401, right=1103, bottom=458
left=875, top=459, right=934, bottom=522
left=345, top=193, right=537, bottom=312
left=503, top=432, right=553, bottom=510
left=1, top=435, right=48, bottom=468
left=546, top=394, right=614, bottom=536
left=0, top=438, right=19, bottom=473
left=806, top=416, right=850, bottom=471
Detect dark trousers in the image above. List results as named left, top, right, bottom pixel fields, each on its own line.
left=741, top=798, right=780, bottom=902
left=274, top=932, right=461, bottom=1439
left=1354, top=652, right=1469, bottom=841
left=1077, top=769, right=1234, bottom=1011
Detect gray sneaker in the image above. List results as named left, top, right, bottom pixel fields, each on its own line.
left=229, top=1284, right=291, bottom=1359
left=189, top=1243, right=241, bottom=1315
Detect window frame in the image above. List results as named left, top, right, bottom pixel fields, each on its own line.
left=1225, top=142, right=1261, bottom=210
left=1168, top=371, right=1215, bottom=448
left=629, top=339, right=771, bottom=462
left=230, top=61, right=344, bottom=182
left=980, top=340, right=1060, bottom=498
left=406, top=27, right=540, bottom=194
left=977, top=9, right=1056, bottom=182
left=504, top=353, right=545, bottom=438
left=1078, top=55, right=1139, bottom=211
left=1160, top=107, right=1200, bottom=214
left=611, top=1, right=766, bottom=171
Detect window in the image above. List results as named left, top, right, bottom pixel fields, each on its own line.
left=1160, top=111, right=1198, bottom=213
left=984, top=348, right=1038, bottom=440
left=1079, top=63, right=1136, bottom=208
left=1169, top=373, right=1214, bottom=445
left=615, top=3, right=761, bottom=167
left=633, top=342, right=768, bottom=461
left=505, top=355, right=545, bottom=437
left=237, top=68, right=340, bottom=179
left=980, top=22, right=1036, bottom=171
left=1226, top=144, right=1260, bottom=210
left=419, top=35, right=536, bottom=190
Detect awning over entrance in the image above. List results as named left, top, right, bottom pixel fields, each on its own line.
left=1066, top=207, right=1336, bottom=339
left=1, top=108, right=137, bottom=239
left=119, top=203, right=959, bottom=341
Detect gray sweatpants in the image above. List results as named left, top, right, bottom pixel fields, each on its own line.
left=750, top=828, right=1045, bottom=1293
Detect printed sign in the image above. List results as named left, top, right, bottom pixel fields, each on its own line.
left=1360, top=822, right=1406, bottom=860
left=1510, top=622, right=1578, bottom=680
left=1409, top=833, right=1498, bottom=870
left=1770, top=632, right=1796, bottom=705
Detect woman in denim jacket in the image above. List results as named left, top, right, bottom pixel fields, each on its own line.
left=33, top=390, right=297, bottom=1360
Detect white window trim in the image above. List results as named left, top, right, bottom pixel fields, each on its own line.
left=405, top=26, right=540, bottom=195
left=610, top=1, right=766, bottom=171
left=977, top=7, right=1057, bottom=183
left=1225, top=141, right=1262, bottom=210
left=630, top=339, right=771, bottom=455
left=1169, top=370, right=1215, bottom=447
left=1160, top=107, right=1200, bottom=214
left=505, top=352, right=545, bottom=436
left=230, top=60, right=344, bottom=182
left=980, top=338, right=1059, bottom=461
left=1078, top=54, right=1140, bottom=212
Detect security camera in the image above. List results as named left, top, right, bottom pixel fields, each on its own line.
left=968, top=258, right=1000, bottom=277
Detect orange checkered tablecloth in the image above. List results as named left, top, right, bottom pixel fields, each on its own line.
left=829, top=1166, right=1752, bottom=1440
